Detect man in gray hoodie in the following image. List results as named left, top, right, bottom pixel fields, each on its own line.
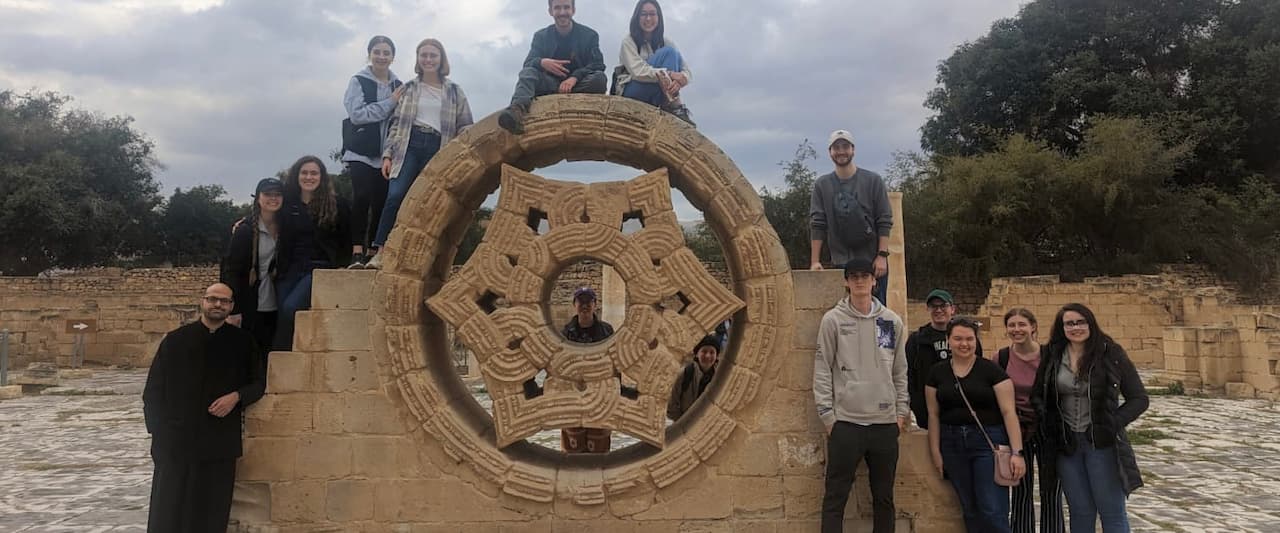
left=809, top=130, right=893, bottom=305
left=813, top=258, right=909, bottom=533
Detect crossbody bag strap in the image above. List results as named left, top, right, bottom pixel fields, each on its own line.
left=952, top=363, right=1000, bottom=453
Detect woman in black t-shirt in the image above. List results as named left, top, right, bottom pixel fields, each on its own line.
left=926, top=317, right=1026, bottom=533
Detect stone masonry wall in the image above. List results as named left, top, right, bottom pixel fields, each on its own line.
left=230, top=269, right=962, bottom=531
left=0, top=267, right=215, bottom=368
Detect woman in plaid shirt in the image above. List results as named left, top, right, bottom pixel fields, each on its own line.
left=366, top=38, right=474, bottom=270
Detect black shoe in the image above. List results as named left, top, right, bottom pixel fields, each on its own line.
left=498, top=104, right=527, bottom=134
left=663, top=103, right=695, bottom=127
left=347, top=252, right=367, bottom=269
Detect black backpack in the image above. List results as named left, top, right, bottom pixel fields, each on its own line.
left=341, top=76, right=400, bottom=158
left=997, top=347, right=1011, bottom=370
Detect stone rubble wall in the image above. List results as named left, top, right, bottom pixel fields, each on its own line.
left=977, top=265, right=1280, bottom=399
left=0, top=267, right=215, bottom=368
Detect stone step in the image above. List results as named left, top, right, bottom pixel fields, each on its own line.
left=310, top=269, right=376, bottom=310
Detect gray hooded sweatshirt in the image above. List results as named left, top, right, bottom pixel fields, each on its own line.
left=342, top=66, right=402, bottom=169
left=813, top=295, right=909, bottom=428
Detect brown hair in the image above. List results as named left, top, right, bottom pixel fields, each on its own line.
left=283, top=155, right=338, bottom=230
left=413, top=38, right=450, bottom=79
left=1003, top=307, right=1038, bottom=330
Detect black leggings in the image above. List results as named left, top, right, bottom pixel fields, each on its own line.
left=348, top=160, right=388, bottom=250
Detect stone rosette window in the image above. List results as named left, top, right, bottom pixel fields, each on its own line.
left=371, top=95, right=793, bottom=504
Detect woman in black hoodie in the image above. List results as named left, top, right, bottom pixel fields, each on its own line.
left=273, top=155, right=348, bottom=350
left=1032, top=303, right=1148, bottom=533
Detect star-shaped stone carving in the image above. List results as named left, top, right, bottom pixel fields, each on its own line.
left=426, top=164, right=744, bottom=449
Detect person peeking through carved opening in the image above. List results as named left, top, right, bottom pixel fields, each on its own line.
left=667, top=335, right=720, bottom=421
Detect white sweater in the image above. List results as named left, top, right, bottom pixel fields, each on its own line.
left=616, top=36, right=693, bottom=90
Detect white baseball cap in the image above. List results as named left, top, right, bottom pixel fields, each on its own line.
left=828, top=130, right=856, bottom=148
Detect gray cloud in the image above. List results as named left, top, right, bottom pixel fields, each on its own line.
left=0, top=0, right=1021, bottom=219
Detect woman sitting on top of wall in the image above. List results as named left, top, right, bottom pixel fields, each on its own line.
left=614, top=0, right=694, bottom=125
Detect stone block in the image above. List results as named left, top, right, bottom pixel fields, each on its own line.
left=316, top=351, right=380, bottom=392
left=791, top=271, right=846, bottom=311
left=0, top=385, right=23, bottom=400
left=230, top=481, right=271, bottom=525
left=271, top=480, right=326, bottom=523
left=341, top=392, right=405, bottom=435
left=731, top=476, right=784, bottom=518
left=708, top=431, right=781, bottom=477
left=266, top=351, right=313, bottom=394
left=779, top=349, right=816, bottom=392
left=311, top=269, right=375, bottom=310
left=294, top=310, right=370, bottom=352
left=12, top=362, right=59, bottom=386
left=238, top=437, right=298, bottom=481
left=782, top=475, right=823, bottom=519
left=1225, top=382, right=1256, bottom=399
left=790, top=310, right=825, bottom=350
left=632, top=475, right=733, bottom=520
left=351, top=437, right=406, bottom=478
left=326, top=480, right=375, bottom=522
left=246, top=394, right=315, bottom=436
left=295, top=435, right=353, bottom=479
left=779, top=433, right=825, bottom=476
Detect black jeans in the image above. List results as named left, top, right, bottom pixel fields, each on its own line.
left=347, top=160, right=387, bottom=250
left=509, top=66, right=607, bottom=108
left=822, top=422, right=899, bottom=533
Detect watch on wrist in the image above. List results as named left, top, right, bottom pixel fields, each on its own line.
left=877, top=250, right=890, bottom=258
left=1012, top=449, right=1024, bottom=457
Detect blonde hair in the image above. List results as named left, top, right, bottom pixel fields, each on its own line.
left=413, top=38, right=450, bottom=79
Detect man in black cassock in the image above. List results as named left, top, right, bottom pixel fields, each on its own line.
left=143, top=282, right=265, bottom=532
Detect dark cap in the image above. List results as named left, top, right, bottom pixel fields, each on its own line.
left=694, top=335, right=721, bottom=355
left=573, top=287, right=597, bottom=303
left=925, top=288, right=955, bottom=305
left=254, top=177, right=284, bottom=196
left=843, top=257, right=875, bottom=277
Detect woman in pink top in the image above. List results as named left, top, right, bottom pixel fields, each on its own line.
left=998, top=307, right=1059, bottom=533
left=998, top=308, right=1064, bottom=533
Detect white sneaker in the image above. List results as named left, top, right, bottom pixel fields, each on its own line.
left=364, top=253, right=383, bottom=270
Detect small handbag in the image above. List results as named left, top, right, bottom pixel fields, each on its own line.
left=953, top=367, right=1021, bottom=487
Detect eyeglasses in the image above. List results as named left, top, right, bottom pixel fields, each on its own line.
left=203, top=296, right=234, bottom=306
left=928, top=303, right=951, bottom=311
left=1063, top=320, right=1089, bottom=330
left=639, top=11, right=659, bottom=18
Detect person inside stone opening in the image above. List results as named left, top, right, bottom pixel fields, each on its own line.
left=613, top=0, right=694, bottom=125
left=274, top=155, right=350, bottom=351
left=498, top=0, right=608, bottom=134
left=667, top=335, right=720, bottom=421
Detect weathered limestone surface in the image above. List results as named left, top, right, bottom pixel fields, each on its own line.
left=231, top=96, right=960, bottom=531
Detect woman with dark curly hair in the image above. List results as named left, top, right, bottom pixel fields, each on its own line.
left=272, top=155, right=349, bottom=349
left=1032, top=303, right=1148, bottom=533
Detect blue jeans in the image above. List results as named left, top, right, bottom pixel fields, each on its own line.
left=1057, top=432, right=1130, bottom=533
left=373, top=128, right=441, bottom=248
left=940, top=424, right=1012, bottom=533
left=272, top=271, right=313, bottom=351
left=621, top=46, right=683, bottom=107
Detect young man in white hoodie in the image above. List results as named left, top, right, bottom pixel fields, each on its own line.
left=813, top=257, right=909, bottom=533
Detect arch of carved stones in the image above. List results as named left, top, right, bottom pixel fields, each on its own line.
left=371, top=94, right=794, bottom=504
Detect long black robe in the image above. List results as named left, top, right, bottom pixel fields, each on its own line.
left=142, top=320, right=265, bottom=533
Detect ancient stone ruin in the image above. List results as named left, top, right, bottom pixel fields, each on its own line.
left=230, top=95, right=959, bottom=530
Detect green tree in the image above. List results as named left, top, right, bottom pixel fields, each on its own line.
left=760, top=141, right=819, bottom=269
left=0, top=90, right=162, bottom=274
left=919, top=0, right=1280, bottom=187
left=157, top=185, right=246, bottom=265
left=683, top=222, right=724, bottom=264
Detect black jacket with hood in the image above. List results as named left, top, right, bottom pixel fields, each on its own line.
left=1031, top=340, right=1148, bottom=495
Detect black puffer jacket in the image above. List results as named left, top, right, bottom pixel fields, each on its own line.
left=1032, top=341, right=1149, bottom=494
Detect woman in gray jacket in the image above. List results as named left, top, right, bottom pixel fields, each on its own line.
left=342, top=35, right=403, bottom=268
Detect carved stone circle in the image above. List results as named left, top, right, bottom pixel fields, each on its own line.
left=371, top=94, right=794, bottom=504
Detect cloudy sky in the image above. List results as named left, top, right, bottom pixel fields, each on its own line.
left=0, top=0, right=1023, bottom=219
